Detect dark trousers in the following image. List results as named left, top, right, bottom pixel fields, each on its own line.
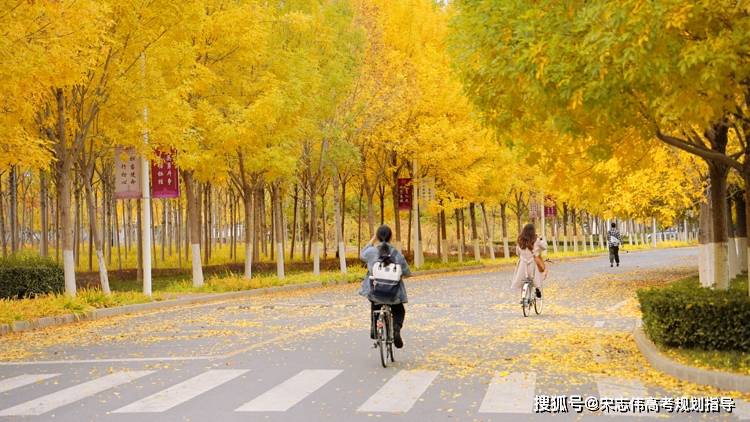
left=370, top=302, right=405, bottom=335
left=609, top=246, right=620, bottom=264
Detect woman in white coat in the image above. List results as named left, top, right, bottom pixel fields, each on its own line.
left=511, top=223, right=547, bottom=299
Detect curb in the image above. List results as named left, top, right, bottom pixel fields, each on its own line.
left=0, top=264, right=498, bottom=337
left=634, top=326, right=750, bottom=393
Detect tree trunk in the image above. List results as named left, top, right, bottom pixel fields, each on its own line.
left=440, top=209, right=448, bottom=263
left=290, top=184, right=298, bottom=261
left=9, top=166, right=17, bottom=253
left=0, top=174, right=6, bottom=258
left=310, top=182, right=320, bottom=276
left=332, top=177, right=347, bottom=274
left=84, top=175, right=110, bottom=294
left=241, top=188, right=253, bottom=279
left=40, top=170, right=49, bottom=257
left=270, top=187, right=276, bottom=261
left=469, top=202, right=480, bottom=261
left=391, top=163, right=402, bottom=249
left=365, top=183, right=376, bottom=239
left=183, top=172, right=204, bottom=286
left=320, top=190, right=327, bottom=259
left=455, top=209, right=463, bottom=262
left=571, top=207, right=578, bottom=252
left=273, top=184, right=285, bottom=278
left=53, top=90, right=76, bottom=296
left=481, top=203, right=495, bottom=259
left=501, top=203, right=509, bottom=258
left=562, top=202, right=569, bottom=252
left=698, top=191, right=712, bottom=287
left=137, top=198, right=143, bottom=282
left=707, top=162, right=730, bottom=289
left=357, top=185, right=363, bottom=252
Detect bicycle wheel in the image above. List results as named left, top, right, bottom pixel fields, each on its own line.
left=521, top=284, right=530, bottom=317
left=534, top=289, right=543, bottom=315
left=378, top=314, right=387, bottom=368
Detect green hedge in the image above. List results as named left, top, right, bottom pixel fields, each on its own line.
left=637, top=276, right=750, bottom=352
left=0, top=254, right=64, bottom=299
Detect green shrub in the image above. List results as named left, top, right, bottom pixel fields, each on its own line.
left=637, top=276, right=750, bottom=352
left=0, top=254, right=64, bottom=299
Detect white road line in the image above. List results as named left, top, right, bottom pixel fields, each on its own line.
left=0, top=374, right=59, bottom=393
left=113, top=369, right=248, bottom=413
left=0, top=356, right=211, bottom=366
left=478, top=372, right=536, bottom=414
left=0, top=371, right=153, bottom=416
left=606, top=299, right=628, bottom=312
left=357, top=370, right=438, bottom=413
left=596, top=377, right=648, bottom=398
left=735, top=399, right=750, bottom=421
left=594, top=320, right=605, bottom=328
left=236, top=369, right=342, bottom=412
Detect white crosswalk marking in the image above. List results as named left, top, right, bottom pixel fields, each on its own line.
left=0, top=374, right=59, bottom=394
left=596, top=377, right=648, bottom=398
left=478, top=372, right=536, bottom=414
left=236, top=369, right=342, bottom=412
left=735, top=399, right=750, bottom=421
left=0, top=371, right=153, bottom=416
left=113, top=369, right=248, bottom=413
left=357, top=370, right=438, bottom=413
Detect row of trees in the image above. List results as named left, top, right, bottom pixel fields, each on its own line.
left=1, top=0, right=701, bottom=296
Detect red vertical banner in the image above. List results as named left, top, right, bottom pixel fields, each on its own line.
left=114, top=147, right=142, bottom=199
left=151, top=149, right=180, bottom=198
left=397, top=178, right=412, bottom=210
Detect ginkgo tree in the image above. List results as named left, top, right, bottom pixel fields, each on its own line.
left=449, top=0, right=749, bottom=290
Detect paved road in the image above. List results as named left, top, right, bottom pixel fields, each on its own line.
left=1, top=247, right=748, bottom=421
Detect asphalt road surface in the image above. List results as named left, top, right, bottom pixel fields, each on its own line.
left=1, top=247, right=749, bottom=421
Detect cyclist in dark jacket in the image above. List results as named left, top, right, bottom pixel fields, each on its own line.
left=359, top=225, right=410, bottom=348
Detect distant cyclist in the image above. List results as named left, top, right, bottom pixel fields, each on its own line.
left=607, top=222, right=623, bottom=267
left=359, top=225, right=411, bottom=348
left=511, top=223, right=546, bottom=300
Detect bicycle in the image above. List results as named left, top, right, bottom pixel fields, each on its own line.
left=372, top=303, right=395, bottom=367
left=520, top=259, right=551, bottom=317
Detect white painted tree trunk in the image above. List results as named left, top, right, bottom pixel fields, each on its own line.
left=473, top=239, right=481, bottom=261
left=191, top=243, right=204, bottom=287
left=244, top=242, right=252, bottom=279
left=728, top=238, right=738, bottom=278
left=332, top=178, right=347, bottom=274
left=503, top=236, right=509, bottom=259
left=738, top=237, right=748, bottom=272
left=713, top=241, right=730, bottom=289
left=96, top=250, right=110, bottom=295
left=63, top=250, right=76, bottom=296
left=313, top=242, right=321, bottom=276
left=277, top=241, right=285, bottom=279
left=698, top=243, right=710, bottom=287
left=573, top=234, right=578, bottom=253
left=651, top=218, right=657, bottom=248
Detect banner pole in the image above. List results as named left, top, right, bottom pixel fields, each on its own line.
left=141, top=52, right=152, bottom=297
